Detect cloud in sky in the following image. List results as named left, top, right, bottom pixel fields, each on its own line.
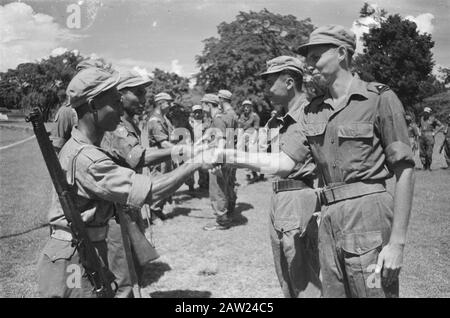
left=351, top=3, right=385, bottom=54
left=0, top=2, right=77, bottom=71
left=170, top=59, right=183, bottom=76
left=405, top=13, right=435, bottom=34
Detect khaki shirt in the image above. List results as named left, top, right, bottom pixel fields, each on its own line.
left=420, top=116, right=443, bottom=135
left=50, top=105, right=78, bottom=150
left=239, top=111, right=260, bottom=130
left=147, top=111, right=170, bottom=148
left=266, top=94, right=316, bottom=183
left=101, top=117, right=145, bottom=170
left=48, top=128, right=152, bottom=230
left=294, top=77, right=414, bottom=185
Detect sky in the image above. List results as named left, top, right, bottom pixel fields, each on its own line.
left=1, top=0, right=449, bottom=77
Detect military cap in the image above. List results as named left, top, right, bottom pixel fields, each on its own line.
left=117, top=70, right=152, bottom=90
left=260, top=56, right=304, bottom=77
left=218, top=89, right=232, bottom=100
left=76, top=58, right=112, bottom=72
left=154, top=92, right=173, bottom=102
left=296, top=24, right=356, bottom=57
left=201, top=93, right=220, bottom=105
left=192, top=104, right=203, bottom=112
left=424, top=107, right=432, bottom=113
left=66, top=67, right=120, bottom=108
left=242, top=100, right=253, bottom=106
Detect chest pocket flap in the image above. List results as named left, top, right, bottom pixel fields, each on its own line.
left=304, top=122, right=327, bottom=137
left=338, top=122, right=373, bottom=138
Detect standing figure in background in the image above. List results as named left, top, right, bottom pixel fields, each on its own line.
left=439, top=114, right=450, bottom=169
left=189, top=104, right=211, bottom=191
left=238, top=100, right=262, bottom=182
left=147, top=92, right=176, bottom=221
left=201, top=94, right=238, bottom=231
left=406, top=114, right=420, bottom=157
left=419, top=107, right=444, bottom=171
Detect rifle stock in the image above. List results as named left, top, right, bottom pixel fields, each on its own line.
left=26, top=108, right=114, bottom=298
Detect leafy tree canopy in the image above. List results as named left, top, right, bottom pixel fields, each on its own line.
left=354, top=14, right=436, bottom=111
left=195, top=9, right=314, bottom=109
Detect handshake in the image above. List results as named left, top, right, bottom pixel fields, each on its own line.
left=172, top=142, right=226, bottom=171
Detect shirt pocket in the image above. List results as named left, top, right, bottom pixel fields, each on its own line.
left=303, top=122, right=327, bottom=137
left=337, top=122, right=374, bottom=173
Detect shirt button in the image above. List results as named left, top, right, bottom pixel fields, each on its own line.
left=332, top=161, right=337, bottom=168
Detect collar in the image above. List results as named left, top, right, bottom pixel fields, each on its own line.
left=323, top=76, right=369, bottom=110
left=285, top=93, right=308, bottom=123
left=121, top=116, right=140, bottom=136
left=71, top=127, right=94, bottom=145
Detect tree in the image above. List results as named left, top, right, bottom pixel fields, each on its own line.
left=354, top=14, right=435, bottom=111
left=145, top=68, right=190, bottom=106
left=0, top=51, right=82, bottom=120
left=195, top=9, right=314, bottom=109
left=359, top=2, right=387, bottom=18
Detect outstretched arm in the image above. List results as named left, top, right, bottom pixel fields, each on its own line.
left=222, top=148, right=296, bottom=178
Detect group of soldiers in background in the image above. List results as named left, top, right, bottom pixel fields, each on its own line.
left=40, top=23, right=450, bottom=298
left=406, top=106, right=450, bottom=170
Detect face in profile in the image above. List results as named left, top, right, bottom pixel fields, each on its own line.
left=92, top=87, right=123, bottom=131
left=306, top=45, right=342, bottom=78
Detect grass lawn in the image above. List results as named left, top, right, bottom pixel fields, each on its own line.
left=0, top=125, right=449, bottom=298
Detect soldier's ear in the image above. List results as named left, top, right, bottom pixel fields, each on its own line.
left=285, top=77, right=294, bottom=90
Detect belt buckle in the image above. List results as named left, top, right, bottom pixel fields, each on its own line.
left=272, top=181, right=279, bottom=193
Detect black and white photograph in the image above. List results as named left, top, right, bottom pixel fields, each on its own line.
left=0, top=0, right=449, bottom=300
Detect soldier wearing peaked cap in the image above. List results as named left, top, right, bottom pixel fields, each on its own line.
left=294, top=24, right=415, bottom=297
left=218, top=55, right=322, bottom=297
left=146, top=92, right=177, bottom=222
left=37, top=68, right=214, bottom=298
left=101, top=70, right=192, bottom=297
left=201, top=94, right=238, bottom=231
left=218, top=89, right=239, bottom=122
left=419, top=107, right=444, bottom=170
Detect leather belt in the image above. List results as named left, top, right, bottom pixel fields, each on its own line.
left=272, top=179, right=312, bottom=193
left=318, top=181, right=386, bottom=206
left=50, top=225, right=108, bottom=243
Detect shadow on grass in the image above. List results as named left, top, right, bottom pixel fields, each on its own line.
left=141, top=261, right=172, bottom=286
left=150, top=289, right=212, bottom=298
left=229, top=202, right=253, bottom=228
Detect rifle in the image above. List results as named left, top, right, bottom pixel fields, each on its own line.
left=26, top=108, right=115, bottom=298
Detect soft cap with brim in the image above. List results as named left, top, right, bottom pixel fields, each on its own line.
left=76, top=58, right=112, bottom=72
left=218, top=89, right=232, bottom=100
left=67, top=68, right=120, bottom=108
left=424, top=107, right=432, bottom=113
left=296, top=24, right=356, bottom=57
left=117, top=70, right=152, bottom=90
left=260, top=55, right=304, bottom=77
left=192, top=105, right=203, bottom=112
left=200, top=94, right=220, bottom=105
left=154, top=92, right=172, bottom=102
left=242, top=100, right=252, bottom=106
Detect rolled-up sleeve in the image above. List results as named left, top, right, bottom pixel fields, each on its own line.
left=377, top=90, right=415, bottom=167
left=84, top=159, right=152, bottom=208
left=280, top=123, right=311, bottom=164
left=102, top=129, right=145, bottom=169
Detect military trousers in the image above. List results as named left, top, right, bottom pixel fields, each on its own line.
left=419, top=134, right=434, bottom=169
left=269, top=187, right=322, bottom=298
left=444, top=139, right=450, bottom=167
left=209, top=166, right=237, bottom=225
left=318, top=191, right=399, bottom=298
left=37, top=237, right=113, bottom=298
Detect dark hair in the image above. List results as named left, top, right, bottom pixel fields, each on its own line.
left=280, top=70, right=303, bottom=91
